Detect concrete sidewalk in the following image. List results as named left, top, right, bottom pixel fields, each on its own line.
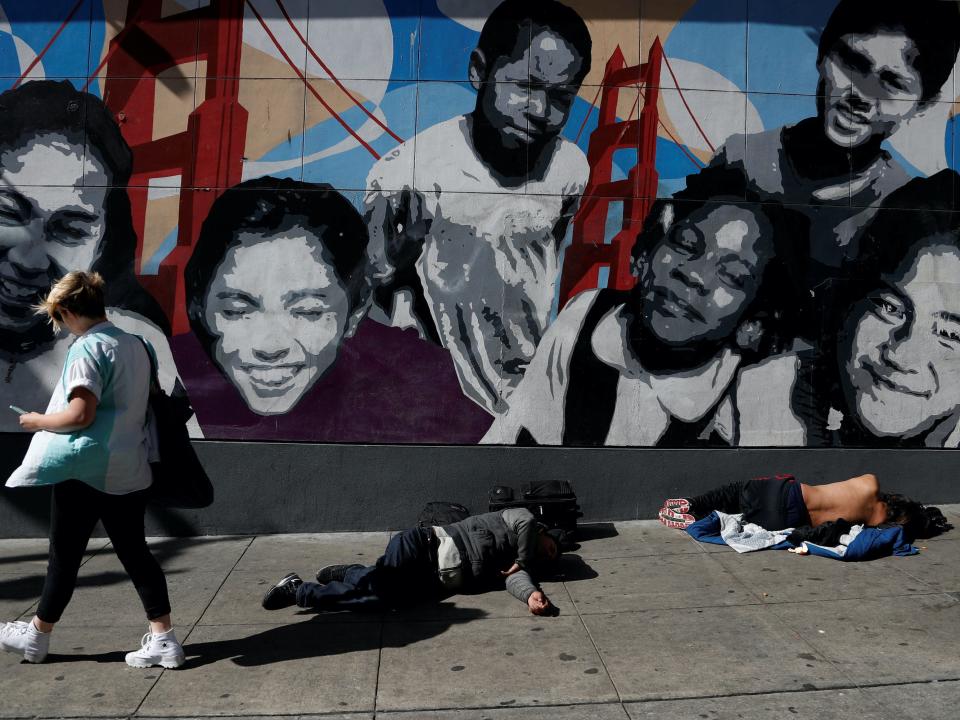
left=1, top=509, right=958, bottom=720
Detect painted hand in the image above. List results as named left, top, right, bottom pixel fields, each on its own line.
left=386, top=188, right=430, bottom=267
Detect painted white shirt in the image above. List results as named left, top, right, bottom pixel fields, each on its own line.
left=365, top=115, right=589, bottom=414
left=713, top=353, right=809, bottom=447
left=482, top=291, right=743, bottom=446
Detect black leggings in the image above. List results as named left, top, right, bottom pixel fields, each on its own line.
left=37, top=480, right=171, bottom=624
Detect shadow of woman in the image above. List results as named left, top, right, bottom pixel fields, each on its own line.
left=49, top=603, right=488, bottom=669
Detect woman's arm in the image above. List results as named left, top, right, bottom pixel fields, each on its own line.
left=19, top=388, right=98, bottom=433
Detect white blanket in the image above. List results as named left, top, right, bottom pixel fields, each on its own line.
left=716, top=512, right=793, bottom=553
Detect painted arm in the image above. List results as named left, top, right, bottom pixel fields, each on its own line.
left=482, top=290, right=600, bottom=444
left=551, top=194, right=580, bottom=251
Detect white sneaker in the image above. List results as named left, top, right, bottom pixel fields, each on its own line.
left=0, top=620, right=50, bottom=663
left=125, top=630, right=185, bottom=669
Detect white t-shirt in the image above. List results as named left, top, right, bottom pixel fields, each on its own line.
left=365, top=115, right=589, bottom=414
left=7, top=321, right=155, bottom=494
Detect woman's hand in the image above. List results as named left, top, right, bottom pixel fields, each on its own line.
left=19, top=412, right=46, bottom=432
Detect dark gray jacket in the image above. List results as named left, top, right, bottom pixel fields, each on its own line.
left=441, top=508, right=540, bottom=602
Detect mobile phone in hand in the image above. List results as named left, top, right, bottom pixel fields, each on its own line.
left=9, top=405, right=27, bottom=415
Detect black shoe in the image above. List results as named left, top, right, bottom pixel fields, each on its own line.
left=262, top=572, right=303, bottom=610
left=315, top=564, right=360, bottom=584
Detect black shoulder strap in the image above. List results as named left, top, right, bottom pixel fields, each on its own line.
left=561, top=290, right=629, bottom=446
left=134, top=335, right=161, bottom=394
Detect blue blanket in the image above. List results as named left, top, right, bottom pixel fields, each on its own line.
left=686, top=511, right=917, bottom=560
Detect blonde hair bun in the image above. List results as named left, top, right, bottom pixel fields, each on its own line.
left=35, top=271, right=107, bottom=331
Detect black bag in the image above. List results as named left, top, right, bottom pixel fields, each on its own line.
left=138, top=338, right=213, bottom=509
left=489, top=480, right=582, bottom=534
left=417, top=501, right=470, bottom=528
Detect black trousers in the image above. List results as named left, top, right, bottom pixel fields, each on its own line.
left=297, top=526, right=442, bottom=611
left=36, top=480, right=171, bottom=624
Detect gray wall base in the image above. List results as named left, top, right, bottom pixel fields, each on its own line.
left=1, top=434, right=958, bottom=537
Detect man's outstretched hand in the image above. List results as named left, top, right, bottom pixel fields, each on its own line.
left=527, top=590, right=557, bottom=616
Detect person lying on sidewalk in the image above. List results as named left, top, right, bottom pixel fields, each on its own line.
left=261, top=508, right=563, bottom=615
left=657, top=473, right=952, bottom=558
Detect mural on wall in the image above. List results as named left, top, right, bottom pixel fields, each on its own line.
left=1, top=0, right=960, bottom=447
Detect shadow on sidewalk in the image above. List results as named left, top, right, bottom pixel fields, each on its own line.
left=577, top=523, right=619, bottom=541
left=0, top=535, right=240, bottom=570
left=37, top=605, right=483, bottom=667
left=181, top=604, right=487, bottom=669
left=9, top=598, right=565, bottom=667
left=0, top=536, right=239, bottom=605
left=542, top=554, right=598, bottom=583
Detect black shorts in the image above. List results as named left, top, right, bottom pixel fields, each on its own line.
left=741, top=475, right=811, bottom=530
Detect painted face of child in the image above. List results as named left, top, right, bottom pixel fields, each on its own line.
left=842, top=243, right=960, bottom=441
left=203, top=229, right=356, bottom=416
left=639, top=204, right=772, bottom=347
left=0, top=133, right=109, bottom=331
left=819, top=30, right=924, bottom=148
left=475, top=26, right=584, bottom=153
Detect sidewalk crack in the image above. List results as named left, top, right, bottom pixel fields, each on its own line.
left=131, top=535, right=256, bottom=716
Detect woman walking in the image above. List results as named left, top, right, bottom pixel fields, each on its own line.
left=1, top=271, right=184, bottom=667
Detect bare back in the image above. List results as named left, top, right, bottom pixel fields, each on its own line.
left=801, top=474, right=888, bottom=527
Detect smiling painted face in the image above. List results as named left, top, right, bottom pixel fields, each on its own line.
left=0, top=132, right=109, bottom=331
left=473, top=26, right=583, bottom=154
left=638, top=203, right=772, bottom=347
left=203, top=229, right=358, bottom=416
left=819, top=30, right=924, bottom=148
left=842, top=243, right=960, bottom=440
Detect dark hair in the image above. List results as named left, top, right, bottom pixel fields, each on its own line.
left=859, top=170, right=960, bottom=278
left=184, top=177, right=370, bottom=351
left=0, top=79, right=132, bottom=186
left=879, top=492, right=953, bottom=539
left=632, top=170, right=809, bottom=356
left=831, top=170, right=960, bottom=337
left=476, top=0, right=592, bottom=83
left=0, top=80, right=169, bottom=334
left=817, top=0, right=960, bottom=103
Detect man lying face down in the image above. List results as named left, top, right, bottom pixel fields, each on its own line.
left=658, top=473, right=952, bottom=545
left=261, top=508, right=563, bottom=616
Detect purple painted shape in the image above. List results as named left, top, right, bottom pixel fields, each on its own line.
left=171, top=319, right=494, bottom=444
